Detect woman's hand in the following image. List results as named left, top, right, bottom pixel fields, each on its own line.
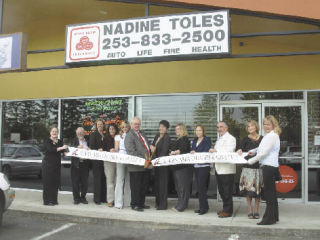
left=150, top=145, right=156, bottom=153
left=248, top=151, right=255, bottom=156
left=237, top=149, right=242, bottom=155
left=209, top=148, right=216, bottom=153
left=170, top=150, right=180, bottom=155
left=190, top=150, right=195, bottom=154
left=110, top=148, right=115, bottom=153
left=98, top=148, right=103, bottom=152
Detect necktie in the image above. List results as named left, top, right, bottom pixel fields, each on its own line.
left=137, top=132, right=150, bottom=158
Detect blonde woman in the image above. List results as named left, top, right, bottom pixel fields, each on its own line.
left=237, top=120, right=263, bottom=219
left=170, top=123, right=192, bottom=212
left=114, top=121, right=131, bottom=209
left=247, top=115, right=281, bottom=225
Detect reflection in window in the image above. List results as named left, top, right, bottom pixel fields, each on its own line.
left=136, top=95, right=218, bottom=143
left=61, top=97, right=132, bottom=145
left=1, top=100, right=58, bottom=185
left=308, top=92, right=320, bottom=166
left=2, top=100, right=58, bottom=151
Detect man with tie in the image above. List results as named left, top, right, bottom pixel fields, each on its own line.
left=124, top=117, right=151, bottom=212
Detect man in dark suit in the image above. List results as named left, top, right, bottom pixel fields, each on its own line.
left=124, top=117, right=151, bottom=212
left=71, top=127, right=90, bottom=204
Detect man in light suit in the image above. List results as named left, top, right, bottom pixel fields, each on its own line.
left=124, top=117, right=151, bottom=212
left=210, top=121, right=236, bottom=218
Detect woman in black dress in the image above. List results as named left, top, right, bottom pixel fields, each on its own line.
left=170, top=123, right=192, bottom=212
left=237, top=120, right=263, bottom=219
left=42, top=127, right=68, bottom=206
left=150, top=120, right=171, bottom=210
left=89, top=119, right=107, bottom=204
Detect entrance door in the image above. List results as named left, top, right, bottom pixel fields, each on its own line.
left=263, top=103, right=304, bottom=200
left=220, top=104, right=261, bottom=197
left=220, top=102, right=304, bottom=201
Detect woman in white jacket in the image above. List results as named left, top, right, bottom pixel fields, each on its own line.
left=247, top=115, right=281, bottom=225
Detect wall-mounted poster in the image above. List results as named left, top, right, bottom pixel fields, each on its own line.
left=0, top=33, right=27, bottom=72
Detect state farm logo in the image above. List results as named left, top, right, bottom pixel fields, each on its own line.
left=68, top=25, right=100, bottom=62
left=76, top=36, right=94, bottom=51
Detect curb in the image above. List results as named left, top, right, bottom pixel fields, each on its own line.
left=7, top=209, right=320, bottom=239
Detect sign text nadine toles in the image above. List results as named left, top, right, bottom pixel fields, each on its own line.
left=65, top=10, right=230, bottom=64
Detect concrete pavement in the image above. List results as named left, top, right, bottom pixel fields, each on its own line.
left=6, top=189, right=320, bottom=239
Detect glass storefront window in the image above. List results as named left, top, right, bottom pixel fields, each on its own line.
left=60, top=97, right=132, bottom=192
left=307, top=92, right=320, bottom=166
left=136, top=94, right=218, bottom=143
left=220, top=92, right=303, bottom=101
left=308, top=168, right=320, bottom=201
left=136, top=94, right=218, bottom=198
left=61, top=97, right=133, bottom=145
left=1, top=100, right=58, bottom=189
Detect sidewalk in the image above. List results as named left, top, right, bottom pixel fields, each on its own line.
left=8, top=189, right=320, bottom=238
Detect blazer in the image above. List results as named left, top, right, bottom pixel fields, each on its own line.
left=70, top=137, right=89, bottom=168
left=191, top=136, right=212, bottom=167
left=102, top=134, right=115, bottom=152
left=171, top=136, right=191, bottom=170
left=214, top=131, right=237, bottom=175
left=152, top=133, right=171, bottom=158
left=89, top=131, right=105, bottom=150
left=124, top=129, right=150, bottom=172
left=191, top=136, right=211, bottom=152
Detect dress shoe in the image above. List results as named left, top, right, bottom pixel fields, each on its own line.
left=74, top=200, right=80, bottom=205
left=80, top=199, right=88, bottom=204
left=94, top=201, right=101, bottom=205
left=171, top=207, right=178, bottom=212
left=132, top=206, right=144, bottom=212
left=198, top=210, right=208, bottom=215
left=217, top=210, right=223, bottom=215
left=46, top=202, right=54, bottom=206
left=218, top=212, right=232, bottom=218
left=107, top=202, right=114, bottom=207
left=257, top=221, right=276, bottom=225
left=156, top=207, right=167, bottom=210
left=194, top=209, right=200, bottom=214
left=141, top=204, right=150, bottom=209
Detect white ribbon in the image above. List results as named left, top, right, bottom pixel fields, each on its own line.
left=66, top=147, right=248, bottom=166
left=152, top=152, right=247, bottom=166
left=66, top=147, right=145, bottom=166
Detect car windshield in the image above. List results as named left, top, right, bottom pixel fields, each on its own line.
left=3, top=147, right=17, bottom=157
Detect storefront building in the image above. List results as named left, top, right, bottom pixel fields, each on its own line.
left=0, top=0, right=319, bottom=203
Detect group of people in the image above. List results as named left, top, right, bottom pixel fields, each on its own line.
left=42, top=115, right=281, bottom=225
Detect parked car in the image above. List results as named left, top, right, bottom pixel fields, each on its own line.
left=0, top=172, right=15, bottom=226
left=1, top=144, right=43, bottom=179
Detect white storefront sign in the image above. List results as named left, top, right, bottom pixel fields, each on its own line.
left=65, top=10, right=230, bottom=63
